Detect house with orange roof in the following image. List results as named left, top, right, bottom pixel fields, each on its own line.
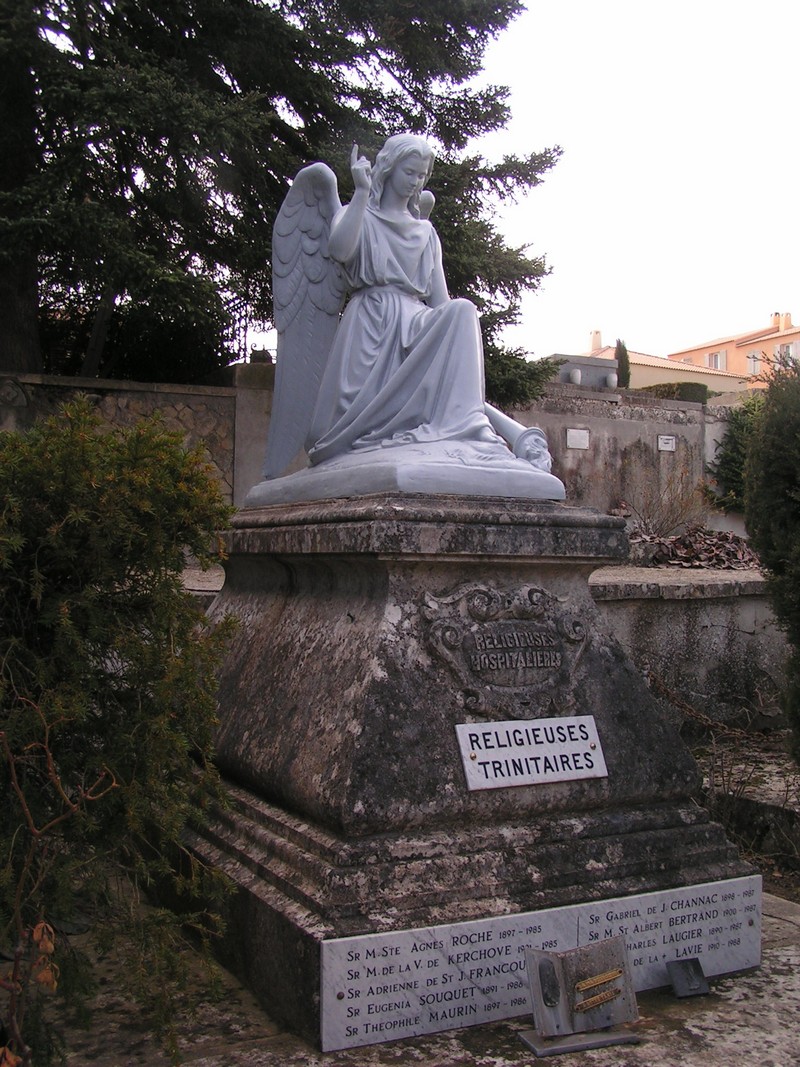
left=666, top=312, right=798, bottom=386
left=582, top=331, right=749, bottom=392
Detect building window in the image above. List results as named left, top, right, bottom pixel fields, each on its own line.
left=747, top=351, right=760, bottom=376
left=706, top=349, right=727, bottom=370
left=775, top=342, right=795, bottom=362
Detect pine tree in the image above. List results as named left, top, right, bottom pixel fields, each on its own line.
left=0, top=1, right=558, bottom=383
left=708, top=393, right=763, bottom=512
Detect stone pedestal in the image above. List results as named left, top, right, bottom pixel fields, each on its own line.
left=194, top=495, right=753, bottom=1047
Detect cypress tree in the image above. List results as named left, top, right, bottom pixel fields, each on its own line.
left=615, top=337, right=630, bottom=388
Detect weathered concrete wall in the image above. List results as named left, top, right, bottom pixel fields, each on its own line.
left=1, top=372, right=736, bottom=522
left=590, top=567, right=788, bottom=731
left=1, top=373, right=237, bottom=502
left=229, top=361, right=274, bottom=507
left=516, top=384, right=707, bottom=519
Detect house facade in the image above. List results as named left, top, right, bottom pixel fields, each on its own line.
left=666, top=312, right=799, bottom=385
left=580, top=331, right=748, bottom=392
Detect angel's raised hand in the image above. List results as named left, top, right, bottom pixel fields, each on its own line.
left=350, top=143, right=372, bottom=192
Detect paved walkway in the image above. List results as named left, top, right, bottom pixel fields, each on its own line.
left=61, top=892, right=800, bottom=1067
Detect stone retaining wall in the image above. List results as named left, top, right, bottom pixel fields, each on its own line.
left=518, top=384, right=708, bottom=517
left=0, top=373, right=237, bottom=502
left=590, top=566, right=788, bottom=730
left=1, top=370, right=738, bottom=517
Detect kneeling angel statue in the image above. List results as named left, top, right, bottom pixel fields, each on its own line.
left=245, top=134, right=565, bottom=506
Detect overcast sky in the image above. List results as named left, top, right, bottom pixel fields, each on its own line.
left=475, top=0, right=800, bottom=359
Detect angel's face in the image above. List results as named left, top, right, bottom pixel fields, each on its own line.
left=387, top=153, right=429, bottom=202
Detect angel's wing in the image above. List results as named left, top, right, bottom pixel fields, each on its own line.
left=419, top=190, right=435, bottom=220
left=263, top=163, right=347, bottom=479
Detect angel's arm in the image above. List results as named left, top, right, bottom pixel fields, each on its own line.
left=427, top=257, right=449, bottom=307
left=426, top=220, right=450, bottom=307
left=328, top=144, right=372, bottom=263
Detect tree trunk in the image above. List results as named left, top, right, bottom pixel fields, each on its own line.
left=0, top=259, right=41, bottom=373
left=0, top=3, right=42, bottom=372
left=81, top=283, right=117, bottom=377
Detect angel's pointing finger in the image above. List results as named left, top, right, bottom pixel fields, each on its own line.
left=350, top=143, right=372, bottom=190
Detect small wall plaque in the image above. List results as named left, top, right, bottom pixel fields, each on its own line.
left=455, top=716, right=608, bottom=791
left=566, top=428, right=590, bottom=450
left=657, top=435, right=677, bottom=452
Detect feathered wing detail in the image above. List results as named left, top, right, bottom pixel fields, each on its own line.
left=263, top=163, right=347, bottom=479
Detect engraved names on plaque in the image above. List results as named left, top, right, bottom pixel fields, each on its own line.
left=455, top=716, right=608, bottom=790
left=320, top=875, right=761, bottom=1051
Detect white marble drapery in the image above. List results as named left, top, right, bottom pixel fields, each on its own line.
left=307, top=208, right=510, bottom=466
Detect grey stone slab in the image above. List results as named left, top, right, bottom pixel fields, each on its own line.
left=589, top=566, right=767, bottom=601
left=53, top=894, right=800, bottom=1067
left=318, top=877, right=759, bottom=1050
left=518, top=1027, right=642, bottom=1055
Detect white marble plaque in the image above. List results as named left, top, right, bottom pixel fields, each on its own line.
left=320, top=875, right=761, bottom=1051
left=455, top=717, right=608, bottom=791
left=658, top=434, right=677, bottom=452
left=566, top=428, right=590, bottom=450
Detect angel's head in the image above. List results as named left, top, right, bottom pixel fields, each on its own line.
left=369, top=134, right=434, bottom=218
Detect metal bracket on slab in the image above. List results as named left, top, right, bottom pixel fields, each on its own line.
left=520, top=935, right=642, bottom=1057
left=667, top=958, right=709, bottom=998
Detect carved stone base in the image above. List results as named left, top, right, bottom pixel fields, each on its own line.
left=199, top=495, right=752, bottom=1045
left=190, top=785, right=745, bottom=1044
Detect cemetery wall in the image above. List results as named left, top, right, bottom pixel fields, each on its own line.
left=0, top=371, right=238, bottom=503
left=517, top=384, right=708, bottom=518
left=3, top=371, right=783, bottom=726
left=0, top=370, right=730, bottom=517
left=590, top=569, right=788, bottom=730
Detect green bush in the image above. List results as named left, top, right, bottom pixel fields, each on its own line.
left=0, top=398, right=234, bottom=1063
left=484, top=348, right=562, bottom=411
left=745, top=362, right=800, bottom=758
left=707, top=393, right=764, bottom=512
left=636, top=382, right=710, bottom=404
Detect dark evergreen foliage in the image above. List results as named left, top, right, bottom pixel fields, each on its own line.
left=427, top=150, right=560, bottom=406
left=0, top=399, right=235, bottom=1060
left=484, top=348, right=561, bottom=411
left=745, top=361, right=800, bottom=759
left=0, top=0, right=558, bottom=384
left=636, top=382, right=711, bottom=404
left=708, top=393, right=763, bottom=512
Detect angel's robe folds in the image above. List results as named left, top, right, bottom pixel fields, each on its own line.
left=306, top=208, right=509, bottom=465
